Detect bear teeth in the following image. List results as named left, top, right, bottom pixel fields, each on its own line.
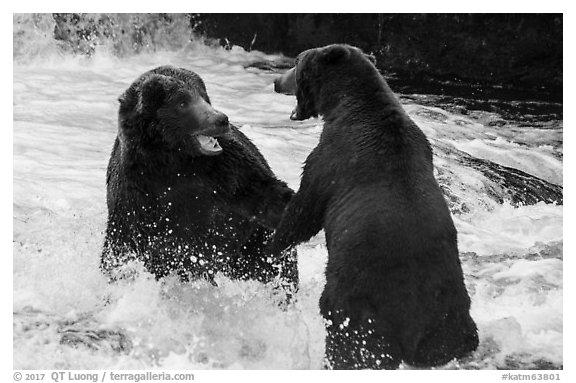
left=196, top=134, right=222, bottom=154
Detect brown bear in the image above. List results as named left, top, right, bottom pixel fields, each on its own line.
left=102, top=65, right=298, bottom=294
left=271, top=44, right=478, bottom=369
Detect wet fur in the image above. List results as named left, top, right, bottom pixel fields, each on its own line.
left=270, top=45, right=478, bottom=368
left=103, top=65, right=298, bottom=290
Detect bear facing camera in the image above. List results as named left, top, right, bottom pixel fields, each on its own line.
left=102, top=65, right=298, bottom=295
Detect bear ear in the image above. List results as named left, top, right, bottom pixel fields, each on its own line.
left=319, top=44, right=350, bottom=64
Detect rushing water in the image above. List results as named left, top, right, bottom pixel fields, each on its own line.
left=13, top=14, right=563, bottom=370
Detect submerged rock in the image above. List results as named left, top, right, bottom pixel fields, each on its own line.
left=244, top=57, right=295, bottom=72
left=432, top=140, right=562, bottom=213
left=460, top=155, right=563, bottom=206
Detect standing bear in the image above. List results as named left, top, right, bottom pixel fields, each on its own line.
left=271, top=44, right=478, bottom=369
left=102, top=65, right=298, bottom=293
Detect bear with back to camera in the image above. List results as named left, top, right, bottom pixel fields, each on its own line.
left=102, top=65, right=298, bottom=293
left=271, top=44, right=478, bottom=369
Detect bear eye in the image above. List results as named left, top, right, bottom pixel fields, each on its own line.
left=178, top=101, right=187, bottom=109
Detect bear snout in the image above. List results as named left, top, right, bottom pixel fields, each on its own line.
left=274, top=67, right=296, bottom=95
left=205, top=111, right=230, bottom=136
left=213, top=112, right=229, bottom=128
left=191, top=98, right=231, bottom=136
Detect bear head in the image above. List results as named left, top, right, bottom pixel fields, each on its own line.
left=118, top=65, right=230, bottom=156
left=274, top=44, right=377, bottom=121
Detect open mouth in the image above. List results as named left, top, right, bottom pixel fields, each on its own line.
left=290, top=108, right=299, bottom=120
left=195, top=134, right=223, bottom=156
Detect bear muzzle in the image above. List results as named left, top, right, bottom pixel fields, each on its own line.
left=274, top=67, right=296, bottom=95
left=274, top=67, right=307, bottom=120
left=192, top=99, right=231, bottom=156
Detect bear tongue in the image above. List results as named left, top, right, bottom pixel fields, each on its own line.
left=196, top=135, right=223, bottom=155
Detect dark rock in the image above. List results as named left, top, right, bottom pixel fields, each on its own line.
left=431, top=139, right=563, bottom=211
left=195, top=14, right=562, bottom=101
left=460, top=155, right=563, bottom=206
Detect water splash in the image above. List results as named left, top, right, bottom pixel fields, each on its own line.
left=14, top=13, right=205, bottom=62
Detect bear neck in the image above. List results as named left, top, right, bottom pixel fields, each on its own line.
left=318, top=74, right=402, bottom=123
left=119, top=135, right=206, bottom=179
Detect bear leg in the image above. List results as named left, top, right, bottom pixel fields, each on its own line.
left=409, top=309, right=479, bottom=367
left=323, top=315, right=401, bottom=370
